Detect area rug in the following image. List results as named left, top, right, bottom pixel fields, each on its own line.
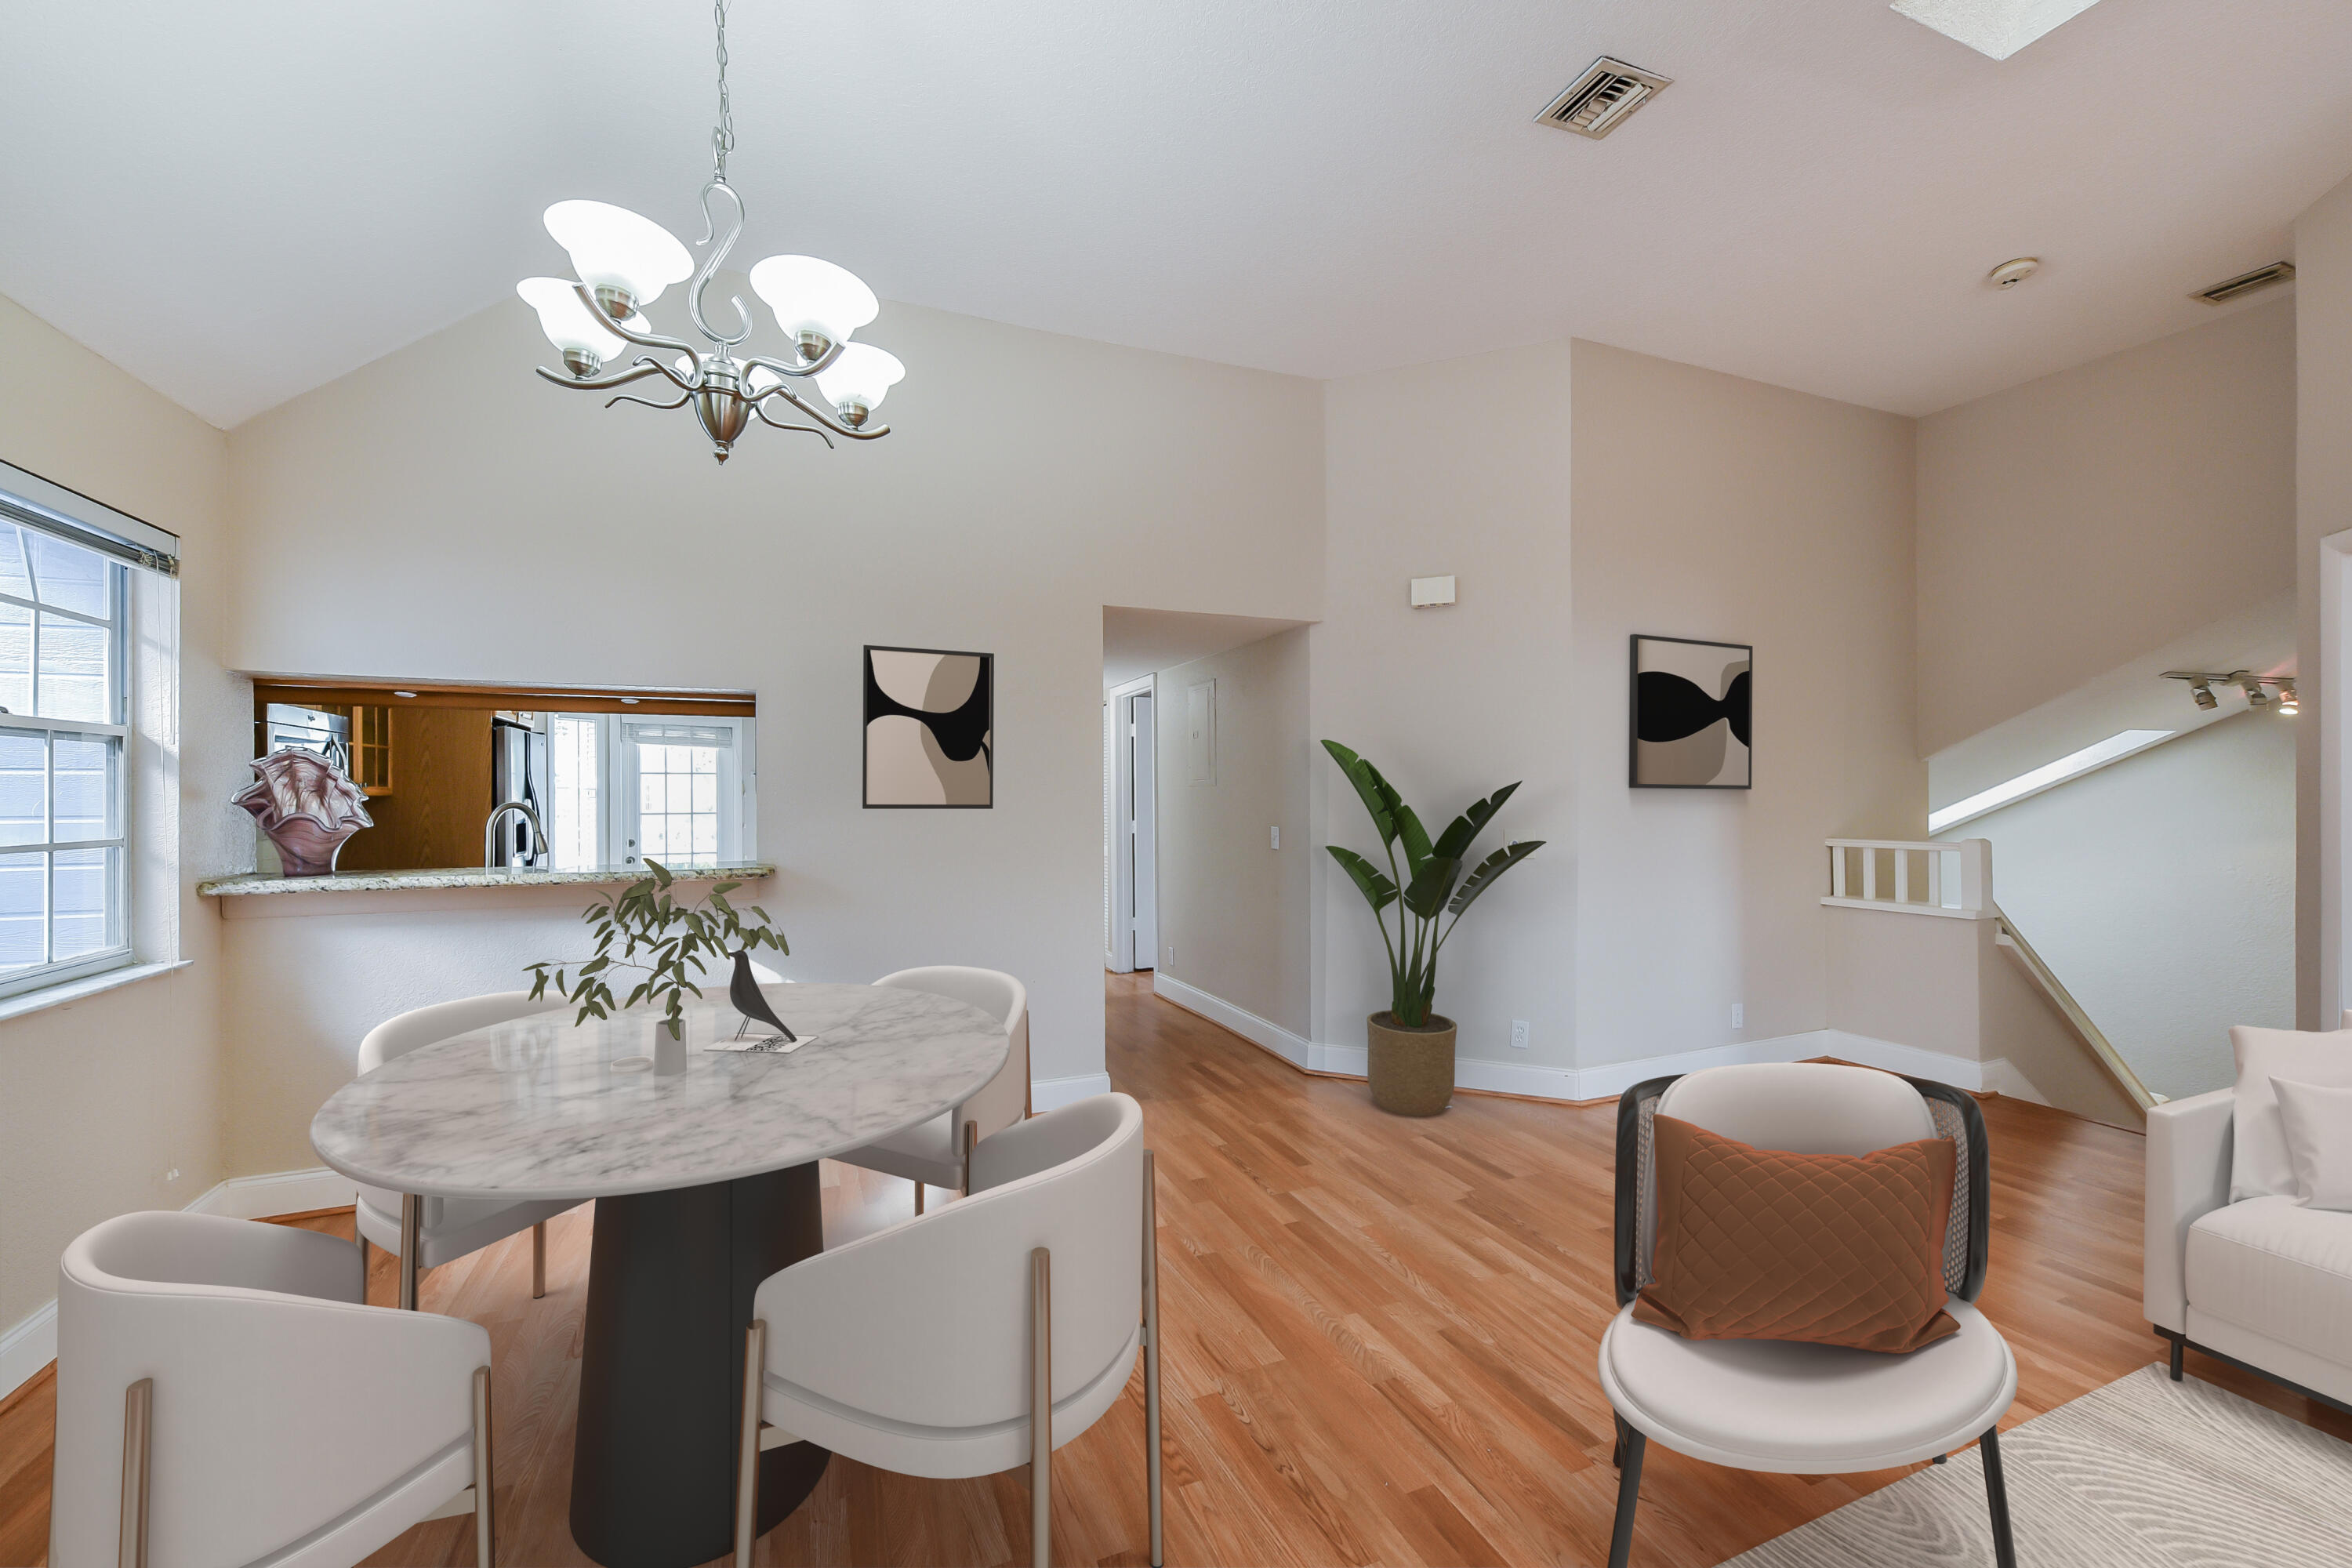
left=1719, top=1362, right=2352, bottom=1566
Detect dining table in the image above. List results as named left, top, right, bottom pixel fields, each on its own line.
left=310, top=980, right=1011, bottom=1568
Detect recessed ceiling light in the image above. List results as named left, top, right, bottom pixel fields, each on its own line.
left=1928, top=729, right=2171, bottom=833
left=1892, top=0, right=2105, bottom=61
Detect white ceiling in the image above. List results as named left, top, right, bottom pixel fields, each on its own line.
left=5, top=2, right=2350, bottom=429
left=1104, top=608, right=1309, bottom=689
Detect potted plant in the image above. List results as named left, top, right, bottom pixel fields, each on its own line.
left=526, top=860, right=788, bottom=1042
left=1323, top=741, right=1543, bottom=1116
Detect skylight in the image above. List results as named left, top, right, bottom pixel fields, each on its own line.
left=1892, top=0, right=2105, bottom=60
left=1928, top=729, right=2172, bottom=833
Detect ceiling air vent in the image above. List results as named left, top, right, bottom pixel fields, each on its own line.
left=2196, top=262, right=2296, bottom=305
left=1536, top=57, right=1672, bottom=140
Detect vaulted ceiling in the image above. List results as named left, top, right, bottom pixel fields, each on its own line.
left=5, top=1, right=2349, bottom=427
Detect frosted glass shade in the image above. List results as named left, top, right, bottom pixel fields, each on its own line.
left=815, top=343, right=905, bottom=416
left=517, top=277, right=644, bottom=363
left=747, top=255, right=879, bottom=349
left=543, top=201, right=694, bottom=306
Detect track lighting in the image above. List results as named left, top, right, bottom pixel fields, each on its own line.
left=2189, top=678, right=2218, bottom=711
left=2164, top=669, right=2296, bottom=714
left=2278, top=680, right=2299, bottom=716
left=2242, top=674, right=2271, bottom=710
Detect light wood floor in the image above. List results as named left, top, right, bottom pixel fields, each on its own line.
left=5, top=971, right=2346, bottom=1566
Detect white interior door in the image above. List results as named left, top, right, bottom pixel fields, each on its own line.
left=1129, top=692, right=1158, bottom=971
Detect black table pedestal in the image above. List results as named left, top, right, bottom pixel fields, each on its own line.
left=569, top=1164, right=829, bottom=1568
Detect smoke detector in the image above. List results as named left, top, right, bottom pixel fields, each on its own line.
left=2195, top=262, right=2296, bottom=305
left=1987, top=257, right=2040, bottom=289
left=1535, top=58, right=1672, bottom=140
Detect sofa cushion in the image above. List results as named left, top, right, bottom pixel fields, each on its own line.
left=2228, top=1025, right=2352, bottom=1201
left=2274, top=1077, right=2352, bottom=1210
left=2185, top=1196, right=2352, bottom=1363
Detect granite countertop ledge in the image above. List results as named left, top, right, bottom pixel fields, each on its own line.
left=198, top=862, right=777, bottom=898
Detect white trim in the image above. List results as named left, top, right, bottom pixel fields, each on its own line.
left=0, top=1299, right=56, bottom=1406
left=1031, top=1072, right=1114, bottom=1112
left=1153, top=972, right=1312, bottom=1068
left=2322, top=528, right=2352, bottom=1028
left=1819, top=897, right=1993, bottom=921
left=0, top=956, right=188, bottom=1025
left=0, top=456, right=181, bottom=568
left=183, top=1166, right=357, bottom=1221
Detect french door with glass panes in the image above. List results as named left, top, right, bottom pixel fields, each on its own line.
left=544, top=713, right=751, bottom=872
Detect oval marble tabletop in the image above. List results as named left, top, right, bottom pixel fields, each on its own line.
left=310, top=982, right=1009, bottom=1201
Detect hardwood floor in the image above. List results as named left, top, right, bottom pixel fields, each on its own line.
left=3, top=971, right=2343, bottom=1566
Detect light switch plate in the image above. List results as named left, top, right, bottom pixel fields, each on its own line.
left=1270, top=826, right=1279, bottom=849
left=1410, top=574, right=1457, bottom=608
left=1510, top=1019, right=1530, bottom=1050
left=1730, top=1003, right=1744, bottom=1029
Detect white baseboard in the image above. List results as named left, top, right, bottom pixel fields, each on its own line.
left=1146, top=976, right=2001, bottom=1107
left=184, top=1166, right=357, bottom=1220
left=0, top=1298, right=56, bottom=1406
left=1031, top=1073, right=1114, bottom=1112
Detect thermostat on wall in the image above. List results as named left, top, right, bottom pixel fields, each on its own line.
left=1410, top=575, right=1457, bottom=608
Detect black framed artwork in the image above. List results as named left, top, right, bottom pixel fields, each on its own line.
left=1630, top=635, right=1751, bottom=789
left=863, top=645, right=993, bottom=808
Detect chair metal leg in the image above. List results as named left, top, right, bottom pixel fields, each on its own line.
left=915, top=1181, right=925, bottom=1216
left=356, top=1234, right=370, bottom=1304
left=1032, top=1247, right=1053, bottom=1568
left=735, top=1320, right=767, bottom=1565
left=532, top=1221, right=546, bottom=1300
left=1606, top=1424, right=1645, bottom=1568
left=1610, top=1412, right=1625, bottom=1470
left=399, top=1193, right=422, bottom=1311
left=1143, top=1150, right=1163, bottom=1568
left=472, top=1365, right=495, bottom=1566
left=1980, top=1426, right=2016, bottom=1568
left=118, top=1377, right=151, bottom=1568
left=2165, top=1330, right=2186, bottom=1381
left=964, top=1119, right=979, bottom=1196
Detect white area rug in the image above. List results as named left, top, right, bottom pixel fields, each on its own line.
left=1721, top=1363, right=2352, bottom=1566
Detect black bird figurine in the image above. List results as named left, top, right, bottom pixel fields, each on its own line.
left=728, top=949, right=797, bottom=1043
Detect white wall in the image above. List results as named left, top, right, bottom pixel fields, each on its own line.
left=1313, top=341, right=1576, bottom=1070
left=1939, top=713, right=2294, bottom=1099
left=0, top=292, right=243, bottom=1338
left=1917, top=299, right=2296, bottom=757
left=1570, top=340, right=1920, bottom=1069
left=2298, top=177, right=2352, bottom=1029
left=219, top=289, right=1325, bottom=1173
left=1150, top=630, right=1311, bottom=1037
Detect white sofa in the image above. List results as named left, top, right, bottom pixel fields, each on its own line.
left=2145, top=1086, right=2352, bottom=1411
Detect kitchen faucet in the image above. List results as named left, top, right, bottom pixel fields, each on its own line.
left=484, top=800, right=549, bottom=876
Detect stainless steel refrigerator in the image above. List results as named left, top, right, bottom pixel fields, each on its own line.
left=490, top=717, right=550, bottom=869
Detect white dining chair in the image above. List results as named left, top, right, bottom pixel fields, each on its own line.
left=354, top=991, right=578, bottom=1308
left=734, top=1091, right=1161, bottom=1568
left=835, top=966, right=1030, bottom=1213
left=50, top=1210, right=495, bottom=1568
left=1599, top=1062, right=2018, bottom=1568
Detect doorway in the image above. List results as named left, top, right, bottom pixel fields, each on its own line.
left=1106, top=677, right=1158, bottom=972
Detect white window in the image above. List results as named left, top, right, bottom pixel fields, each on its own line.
left=0, top=517, right=133, bottom=995
left=545, top=714, right=752, bottom=871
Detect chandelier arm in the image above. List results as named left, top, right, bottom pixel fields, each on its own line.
left=569, top=282, right=703, bottom=361
left=688, top=178, right=754, bottom=349
left=753, top=381, right=890, bottom=441
left=607, top=387, right=696, bottom=413
left=750, top=401, right=837, bottom=448
left=533, top=359, right=677, bottom=393
left=741, top=344, right=843, bottom=380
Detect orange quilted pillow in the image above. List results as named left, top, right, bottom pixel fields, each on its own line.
left=1634, top=1114, right=1959, bottom=1354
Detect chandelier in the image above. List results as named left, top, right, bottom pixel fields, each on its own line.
left=515, top=0, right=903, bottom=463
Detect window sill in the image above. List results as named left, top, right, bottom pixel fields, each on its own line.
left=0, top=957, right=194, bottom=1026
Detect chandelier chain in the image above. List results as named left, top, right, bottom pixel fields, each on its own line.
left=711, top=0, right=735, bottom=179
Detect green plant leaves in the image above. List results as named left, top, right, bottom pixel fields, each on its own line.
left=527, top=870, right=789, bottom=1034
left=1400, top=855, right=1463, bottom=920
left=1322, top=740, right=1397, bottom=845
left=1449, top=840, right=1544, bottom=916
left=1326, top=845, right=1398, bottom=912
left=1432, top=782, right=1519, bottom=862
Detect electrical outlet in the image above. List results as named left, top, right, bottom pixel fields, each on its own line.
left=1730, top=1003, right=1744, bottom=1029
left=165, top=1167, right=180, bottom=1184
left=1270, top=825, right=1280, bottom=849
left=1510, top=1019, right=1530, bottom=1050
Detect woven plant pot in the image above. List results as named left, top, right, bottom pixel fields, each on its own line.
left=1367, top=1011, right=1456, bottom=1116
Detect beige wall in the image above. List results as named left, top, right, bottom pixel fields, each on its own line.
left=1150, top=630, right=1312, bottom=1037
left=220, top=289, right=1325, bottom=1172
left=0, top=294, right=242, bottom=1335
left=1917, top=300, right=2296, bottom=757
left=1570, top=340, right=1920, bottom=1068
left=1314, top=341, right=1576, bottom=1069
left=2296, top=176, right=2352, bottom=1029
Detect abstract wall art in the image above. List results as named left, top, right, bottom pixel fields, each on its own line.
left=1630, top=635, right=1751, bottom=789
left=864, top=646, right=993, bottom=808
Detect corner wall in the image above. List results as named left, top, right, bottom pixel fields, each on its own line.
left=2298, top=176, right=2352, bottom=1029
left=0, top=294, right=241, bottom=1345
